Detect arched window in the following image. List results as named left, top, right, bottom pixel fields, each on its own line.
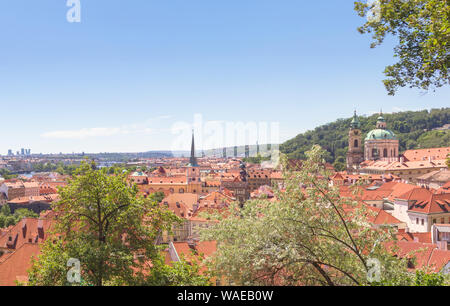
left=383, top=148, right=388, bottom=158
left=354, top=139, right=358, bottom=148
left=372, top=148, right=378, bottom=158
left=179, top=188, right=184, bottom=193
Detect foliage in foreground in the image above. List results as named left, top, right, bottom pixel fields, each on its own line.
left=27, top=161, right=210, bottom=286
left=202, top=146, right=448, bottom=286
left=355, top=0, right=449, bottom=95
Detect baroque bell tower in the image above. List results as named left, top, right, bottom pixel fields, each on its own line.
left=346, top=111, right=364, bottom=170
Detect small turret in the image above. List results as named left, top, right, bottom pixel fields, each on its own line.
left=376, top=110, right=387, bottom=129
left=350, top=110, right=361, bottom=129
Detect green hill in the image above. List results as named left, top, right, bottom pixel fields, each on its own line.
left=280, top=108, right=450, bottom=169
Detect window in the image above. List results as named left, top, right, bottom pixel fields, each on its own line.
left=416, top=218, right=419, bottom=225
left=383, top=148, right=388, bottom=158
left=421, top=219, right=424, bottom=226
left=433, top=219, right=437, bottom=224
left=354, top=139, right=358, bottom=148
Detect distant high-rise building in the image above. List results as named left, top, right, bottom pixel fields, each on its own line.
left=20, top=148, right=25, bottom=155
left=234, top=146, right=238, bottom=158
left=245, top=145, right=249, bottom=158
left=7, top=149, right=13, bottom=156
left=223, top=147, right=227, bottom=158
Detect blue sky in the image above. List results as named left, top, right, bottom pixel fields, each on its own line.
left=0, top=0, right=448, bottom=154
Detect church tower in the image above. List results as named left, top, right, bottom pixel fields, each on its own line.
left=186, top=130, right=201, bottom=193
left=346, top=111, right=364, bottom=170
left=189, top=130, right=198, bottom=167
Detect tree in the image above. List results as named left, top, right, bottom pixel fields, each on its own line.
left=446, top=154, right=450, bottom=168
left=13, top=208, right=38, bottom=220
left=28, top=161, right=209, bottom=286
left=355, top=0, right=449, bottom=95
left=0, top=206, right=38, bottom=228
left=0, top=204, right=11, bottom=216
left=202, top=146, right=412, bottom=286
left=148, top=191, right=166, bottom=204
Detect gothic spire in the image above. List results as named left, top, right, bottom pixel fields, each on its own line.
left=189, top=130, right=198, bottom=167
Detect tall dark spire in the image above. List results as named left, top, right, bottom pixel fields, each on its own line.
left=189, top=130, right=198, bottom=167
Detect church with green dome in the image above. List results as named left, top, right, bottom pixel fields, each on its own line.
left=346, top=111, right=399, bottom=170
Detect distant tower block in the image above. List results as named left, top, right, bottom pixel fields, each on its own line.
left=245, top=145, right=249, bottom=158
left=223, top=147, right=227, bottom=158
left=234, top=146, right=238, bottom=158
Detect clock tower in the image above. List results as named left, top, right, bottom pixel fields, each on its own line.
left=346, top=111, right=364, bottom=170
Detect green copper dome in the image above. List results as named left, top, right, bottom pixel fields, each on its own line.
left=365, top=129, right=397, bottom=141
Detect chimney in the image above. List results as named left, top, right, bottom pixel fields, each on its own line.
left=413, top=237, right=419, bottom=242
left=400, top=156, right=404, bottom=163
left=193, top=202, right=199, bottom=213
left=437, top=241, right=448, bottom=251
left=37, top=219, right=44, bottom=239
left=21, top=219, right=27, bottom=238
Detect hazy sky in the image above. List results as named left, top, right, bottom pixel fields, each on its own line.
left=0, top=0, right=448, bottom=154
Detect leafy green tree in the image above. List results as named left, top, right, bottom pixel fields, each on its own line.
left=0, top=206, right=39, bottom=228
left=355, top=0, right=449, bottom=95
left=148, top=191, right=166, bottom=204
left=203, top=146, right=411, bottom=286
left=143, top=254, right=212, bottom=286
left=0, top=169, right=18, bottom=180
left=373, top=270, right=450, bottom=286
left=13, top=208, right=38, bottom=220
left=333, top=161, right=346, bottom=172
left=413, top=270, right=448, bottom=286
left=0, top=215, right=5, bottom=228
left=1, top=204, right=11, bottom=216
left=28, top=161, right=209, bottom=286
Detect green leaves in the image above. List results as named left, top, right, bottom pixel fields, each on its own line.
left=0, top=206, right=38, bottom=228
left=202, top=146, right=411, bottom=286
left=28, top=160, right=207, bottom=286
left=355, top=0, right=450, bottom=95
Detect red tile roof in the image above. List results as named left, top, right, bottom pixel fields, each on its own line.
left=0, top=243, right=40, bottom=286
left=403, top=147, right=450, bottom=162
